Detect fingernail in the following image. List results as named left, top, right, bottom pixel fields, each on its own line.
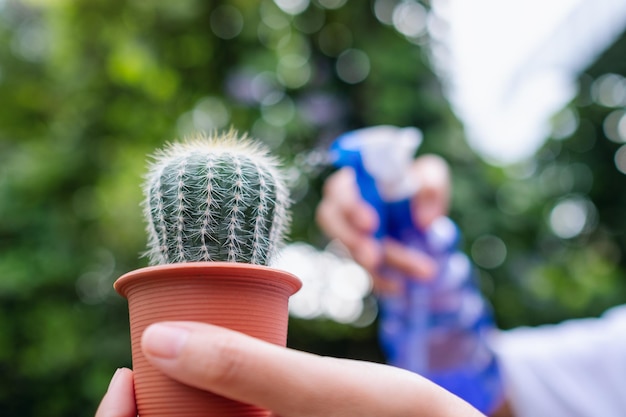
left=107, top=368, right=123, bottom=392
left=142, top=323, right=190, bottom=359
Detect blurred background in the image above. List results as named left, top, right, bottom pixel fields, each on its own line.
left=1, top=0, right=626, bottom=415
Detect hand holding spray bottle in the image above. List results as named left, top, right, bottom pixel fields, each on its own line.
left=330, top=126, right=503, bottom=414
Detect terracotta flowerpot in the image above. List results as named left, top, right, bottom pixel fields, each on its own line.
left=114, top=262, right=302, bottom=417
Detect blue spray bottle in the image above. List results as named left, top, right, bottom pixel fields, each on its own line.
left=330, top=126, right=504, bottom=414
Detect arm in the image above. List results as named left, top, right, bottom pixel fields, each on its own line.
left=96, top=322, right=485, bottom=417
left=490, top=305, right=626, bottom=417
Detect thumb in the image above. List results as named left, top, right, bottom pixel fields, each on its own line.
left=411, top=155, right=450, bottom=229
left=140, top=322, right=482, bottom=417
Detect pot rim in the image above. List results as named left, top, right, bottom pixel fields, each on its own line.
left=114, top=261, right=302, bottom=298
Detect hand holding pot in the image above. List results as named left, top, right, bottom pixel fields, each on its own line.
left=96, top=322, right=484, bottom=417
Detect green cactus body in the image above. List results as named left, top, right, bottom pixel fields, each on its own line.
left=144, top=131, right=290, bottom=266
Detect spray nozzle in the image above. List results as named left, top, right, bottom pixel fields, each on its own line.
left=332, top=125, right=422, bottom=201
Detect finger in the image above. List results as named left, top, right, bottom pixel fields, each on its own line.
left=411, top=155, right=450, bottom=229
left=371, top=272, right=403, bottom=295
left=141, top=322, right=481, bottom=417
left=324, top=168, right=379, bottom=232
left=382, top=238, right=438, bottom=281
left=95, top=368, right=137, bottom=417
left=316, top=169, right=382, bottom=270
left=318, top=196, right=381, bottom=270
left=317, top=168, right=379, bottom=236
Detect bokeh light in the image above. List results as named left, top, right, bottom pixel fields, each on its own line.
left=210, top=5, right=244, bottom=40
left=471, top=235, right=507, bottom=269
left=260, top=2, right=291, bottom=29
left=274, top=0, right=310, bottom=15
left=277, top=54, right=312, bottom=88
left=603, top=109, right=626, bottom=143
left=176, top=97, right=230, bottom=136
left=274, top=242, right=374, bottom=325
left=392, top=0, right=428, bottom=38
left=551, top=107, right=579, bottom=140
left=261, top=94, right=296, bottom=126
left=252, top=72, right=285, bottom=103
left=614, top=144, right=626, bottom=174
left=316, top=0, right=347, bottom=9
left=336, top=48, right=370, bottom=84
left=192, top=97, right=230, bottom=132
left=591, top=73, right=626, bottom=107
left=75, top=249, right=116, bottom=305
left=252, top=119, right=287, bottom=149
left=373, top=0, right=397, bottom=25
left=10, top=21, right=48, bottom=62
left=549, top=196, right=597, bottom=239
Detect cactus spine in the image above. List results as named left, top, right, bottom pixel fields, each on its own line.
left=143, top=130, right=290, bottom=266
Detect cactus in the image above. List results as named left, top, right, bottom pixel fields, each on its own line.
left=143, top=130, right=291, bottom=266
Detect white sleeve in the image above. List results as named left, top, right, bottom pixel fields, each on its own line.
left=491, top=305, right=626, bottom=417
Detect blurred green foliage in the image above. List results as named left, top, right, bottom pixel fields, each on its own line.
left=1, top=0, right=626, bottom=415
